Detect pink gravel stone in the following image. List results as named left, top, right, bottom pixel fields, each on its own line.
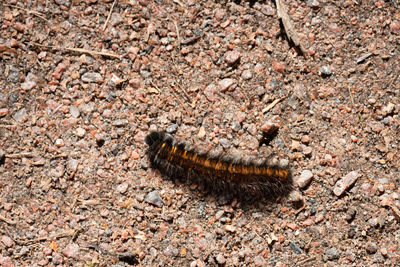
left=218, top=78, right=235, bottom=92
left=1, top=236, right=15, bottom=248
left=63, top=243, right=79, bottom=258
left=333, top=171, right=361, bottom=196
left=272, top=61, right=286, bottom=73
left=225, top=51, right=241, bottom=65
left=296, top=170, right=313, bottom=188
left=0, top=108, right=8, bottom=117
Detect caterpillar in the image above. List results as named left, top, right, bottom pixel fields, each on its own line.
left=145, top=131, right=293, bottom=202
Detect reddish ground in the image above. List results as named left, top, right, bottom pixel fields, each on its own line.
left=0, top=0, right=399, bottom=266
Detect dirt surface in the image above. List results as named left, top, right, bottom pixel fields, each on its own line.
left=1, top=0, right=399, bottom=266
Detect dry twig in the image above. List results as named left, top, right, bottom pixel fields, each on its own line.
left=30, top=42, right=121, bottom=59
left=16, top=229, right=83, bottom=245
left=0, top=214, right=16, bottom=225
left=262, top=98, right=283, bottom=113
left=4, top=4, right=49, bottom=22
left=6, top=152, right=34, bottom=158
left=275, top=0, right=307, bottom=55
left=173, top=20, right=181, bottom=48
left=103, top=0, right=118, bottom=30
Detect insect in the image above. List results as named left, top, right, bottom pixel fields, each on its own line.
left=145, top=131, right=293, bottom=202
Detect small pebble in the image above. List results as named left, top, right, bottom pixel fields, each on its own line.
left=75, top=127, right=86, bottom=138
left=301, top=135, right=311, bottom=144
left=261, top=122, right=279, bottom=133
left=0, top=108, right=8, bottom=117
left=314, top=213, right=324, bottom=223
left=67, top=159, right=79, bottom=173
left=166, top=124, right=178, bottom=133
left=272, top=61, right=286, bottom=73
left=63, top=243, right=79, bottom=258
left=216, top=254, right=226, bottom=264
left=204, top=84, right=218, bottom=102
left=241, top=69, right=253, bottom=80
left=289, top=241, right=302, bottom=254
left=117, top=182, right=129, bottom=194
left=333, top=170, right=361, bottom=196
left=320, top=66, right=332, bottom=76
left=350, top=135, right=358, bottom=142
left=113, top=119, right=129, bottom=127
left=198, top=127, right=206, bottom=138
left=365, top=242, right=378, bottom=254
left=7, top=65, right=20, bottom=83
left=21, top=73, right=37, bottom=90
left=144, top=190, right=163, bottom=207
left=215, top=210, right=224, bottom=220
left=325, top=247, right=340, bottom=260
left=390, top=20, right=400, bottom=31
left=302, top=146, right=312, bottom=156
left=214, top=8, right=226, bottom=20
left=382, top=103, right=395, bottom=116
left=297, top=170, right=313, bottom=188
left=253, top=255, right=267, bottom=266
left=81, top=72, right=103, bottom=83
left=13, top=108, right=26, bottom=123
left=225, top=225, right=236, bottom=233
left=307, top=0, right=320, bottom=8
left=225, top=51, right=241, bottom=65
left=345, top=207, right=357, bottom=222
left=219, top=138, right=231, bottom=148
left=70, top=106, right=80, bottom=118
left=1, top=235, right=15, bottom=248
left=291, top=140, right=301, bottom=151
left=218, top=78, right=234, bottom=92
left=38, top=259, right=49, bottom=266
left=164, top=245, right=179, bottom=257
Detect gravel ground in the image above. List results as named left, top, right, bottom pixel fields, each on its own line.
left=1, top=0, right=399, bottom=266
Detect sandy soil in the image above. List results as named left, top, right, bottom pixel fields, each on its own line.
left=0, top=0, right=399, bottom=266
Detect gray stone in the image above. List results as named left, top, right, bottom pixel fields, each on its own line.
left=320, top=66, right=332, bottom=76
left=325, top=247, right=340, bottom=260
left=289, top=241, right=302, bottom=254
left=145, top=190, right=163, bottom=207
left=117, top=182, right=129, bottom=194
left=70, top=106, right=80, bottom=118
left=13, top=108, right=26, bottom=123
left=81, top=72, right=103, bottom=83
left=166, top=124, right=178, bottom=133
left=113, top=119, right=129, bottom=127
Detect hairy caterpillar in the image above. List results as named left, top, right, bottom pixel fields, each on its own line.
left=145, top=131, right=293, bottom=202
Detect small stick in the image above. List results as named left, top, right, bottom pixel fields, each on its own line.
left=298, top=256, right=317, bottom=266
left=149, top=80, right=161, bottom=93
left=0, top=214, right=16, bottom=225
left=169, top=85, right=190, bottom=114
left=275, top=0, right=307, bottom=55
left=6, top=152, right=34, bottom=158
left=4, top=4, right=49, bottom=22
left=176, top=82, right=192, bottom=102
left=262, top=98, right=283, bottom=113
left=173, top=20, right=181, bottom=48
left=30, top=42, right=121, bottom=59
left=173, top=0, right=184, bottom=7
left=103, top=0, right=117, bottom=30
left=16, top=229, right=79, bottom=245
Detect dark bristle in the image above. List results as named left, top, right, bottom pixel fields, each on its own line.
left=145, top=132, right=293, bottom=203
left=145, top=131, right=163, bottom=146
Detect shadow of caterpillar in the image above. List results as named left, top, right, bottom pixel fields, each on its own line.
left=145, top=131, right=293, bottom=202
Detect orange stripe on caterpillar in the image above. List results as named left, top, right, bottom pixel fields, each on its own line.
left=145, top=131, right=293, bottom=202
